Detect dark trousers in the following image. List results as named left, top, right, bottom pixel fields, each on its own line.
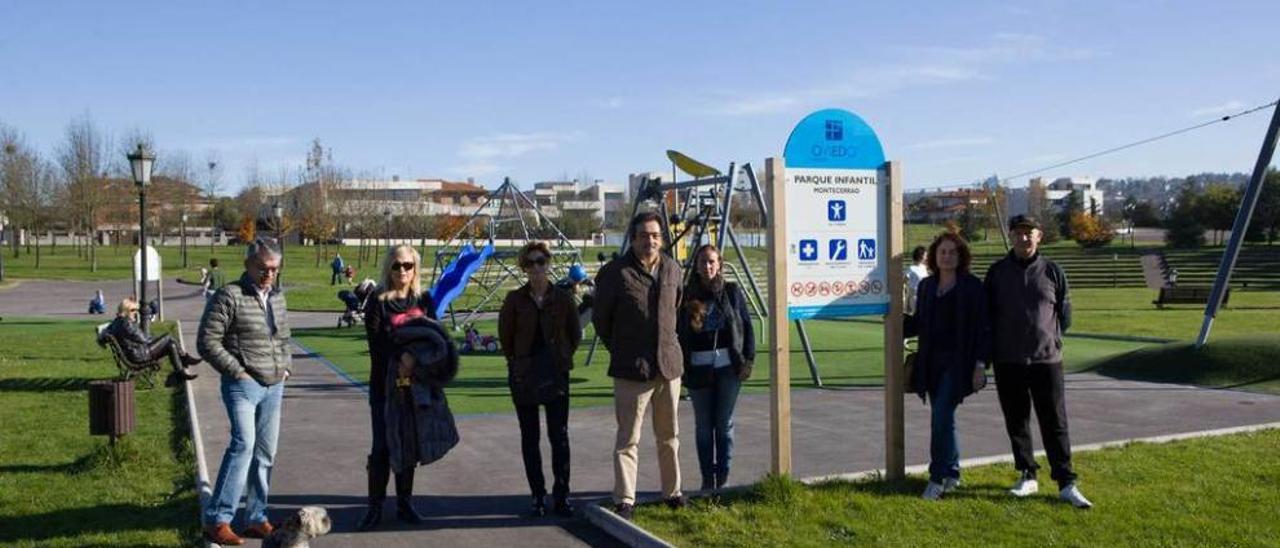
left=994, top=361, right=1077, bottom=489
left=367, top=365, right=414, bottom=503
left=331, top=271, right=341, bottom=285
left=514, top=396, right=570, bottom=499
left=144, top=334, right=186, bottom=373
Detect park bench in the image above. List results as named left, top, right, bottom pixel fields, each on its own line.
left=95, top=323, right=161, bottom=389
left=1153, top=286, right=1229, bottom=309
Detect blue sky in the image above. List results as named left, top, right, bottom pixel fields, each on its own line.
left=2, top=0, right=1278, bottom=194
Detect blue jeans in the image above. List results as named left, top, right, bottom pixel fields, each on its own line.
left=204, top=375, right=284, bottom=526
left=928, top=366, right=961, bottom=483
left=688, top=367, right=741, bottom=486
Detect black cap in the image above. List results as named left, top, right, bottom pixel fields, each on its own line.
left=1008, top=214, right=1040, bottom=230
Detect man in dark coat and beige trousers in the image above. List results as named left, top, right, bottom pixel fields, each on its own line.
left=593, top=211, right=686, bottom=520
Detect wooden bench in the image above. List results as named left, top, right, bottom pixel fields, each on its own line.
left=1153, top=286, right=1230, bottom=309
left=95, top=323, right=162, bottom=389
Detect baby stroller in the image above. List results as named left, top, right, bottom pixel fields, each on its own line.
left=337, top=279, right=377, bottom=328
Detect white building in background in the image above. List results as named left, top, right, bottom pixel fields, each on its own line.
left=526, top=179, right=627, bottom=220
left=1039, top=176, right=1105, bottom=215
left=325, top=177, right=494, bottom=217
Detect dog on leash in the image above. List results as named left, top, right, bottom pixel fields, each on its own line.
left=262, top=506, right=331, bottom=548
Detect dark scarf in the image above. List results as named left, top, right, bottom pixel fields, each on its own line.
left=685, top=274, right=725, bottom=302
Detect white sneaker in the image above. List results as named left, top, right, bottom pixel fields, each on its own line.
left=922, top=481, right=945, bottom=501
left=942, top=477, right=961, bottom=493
left=1059, top=484, right=1093, bottom=509
left=1010, top=477, right=1039, bottom=497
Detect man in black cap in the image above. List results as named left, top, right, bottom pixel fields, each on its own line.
left=984, top=214, right=1092, bottom=509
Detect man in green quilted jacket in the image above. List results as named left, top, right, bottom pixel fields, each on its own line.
left=197, top=238, right=293, bottom=546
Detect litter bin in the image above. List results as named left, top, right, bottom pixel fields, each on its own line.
left=89, top=379, right=135, bottom=443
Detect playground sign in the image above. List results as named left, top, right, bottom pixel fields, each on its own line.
left=782, top=109, right=888, bottom=319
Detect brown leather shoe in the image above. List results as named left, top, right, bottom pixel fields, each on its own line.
left=203, top=523, right=244, bottom=545
left=241, top=521, right=274, bottom=539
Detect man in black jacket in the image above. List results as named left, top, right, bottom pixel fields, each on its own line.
left=985, top=215, right=1093, bottom=509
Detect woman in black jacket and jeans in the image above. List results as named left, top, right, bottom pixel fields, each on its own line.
left=358, top=245, right=436, bottom=531
left=904, top=232, right=991, bottom=501
left=677, top=244, right=755, bottom=491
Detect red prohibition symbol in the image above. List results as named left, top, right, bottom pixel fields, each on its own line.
left=791, top=282, right=804, bottom=297
left=819, top=282, right=830, bottom=296
left=805, top=281, right=818, bottom=296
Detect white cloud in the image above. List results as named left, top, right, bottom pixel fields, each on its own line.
left=457, top=131, right=584, bottom=161
left=449, top=130, right=584, bottom=176
left=449, top=163, right=503, bottom=176
left=907, top=137, right=995, bottom=150
left=1190, top=100, right=1246, bottom=117
left=205, top=135, right=298, bottom=149
left=595, top=96, right=625, bottom=109
left=704, top=33, right=1103, bottom=117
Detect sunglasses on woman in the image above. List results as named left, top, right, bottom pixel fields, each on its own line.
left=391, top=262, right=416, bottom=272
left=525, top=256, right=548, bottom=267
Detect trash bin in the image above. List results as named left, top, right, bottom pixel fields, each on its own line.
left=89, top=379, right=135, bottom=443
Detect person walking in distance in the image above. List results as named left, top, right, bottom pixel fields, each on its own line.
left=985, top=215, right=1093, bottom=509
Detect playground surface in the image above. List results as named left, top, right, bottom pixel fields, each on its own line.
left=4, top=277, right=1280, bottom=546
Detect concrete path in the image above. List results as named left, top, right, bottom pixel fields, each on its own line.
left=4, top=278, right=1280, bottom=547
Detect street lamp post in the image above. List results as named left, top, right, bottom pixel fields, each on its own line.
left=128, top=144, right=155, bottom=332
left=273, top=202, right=284, bottom=290
left=383, top=208, right=392, bottom=249
left=180, top=209, right=188, bottom=269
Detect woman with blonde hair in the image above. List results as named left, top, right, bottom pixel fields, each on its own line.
left=357, top=244, right=438, bottom=530
left=499, top=241, right=582, bottom=517
left=104, top=297, right=200, bottom=386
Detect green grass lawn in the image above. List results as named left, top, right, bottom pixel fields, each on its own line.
left=292, top=318, right=1150, bottom=415
left=633, top=429, right=1280, bottom=547
left=0, top=318, right=198, bottom=546
left=1088, top=335, right=1280, bottom=394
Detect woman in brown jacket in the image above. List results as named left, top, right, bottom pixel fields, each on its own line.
left=498, top=241, right=582, bottom=518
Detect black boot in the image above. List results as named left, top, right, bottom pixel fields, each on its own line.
left=180, top=353, right=203, bottom=367
left=357, top=456, right=390, bottom=531
left=529, top=494, right=547, bottom=518
left=395, top=469, right=426, bottom=524
left=553, top=495, right=574, bottom=518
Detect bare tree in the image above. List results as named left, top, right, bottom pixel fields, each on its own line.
left=58, top=115, right=112, bottom=271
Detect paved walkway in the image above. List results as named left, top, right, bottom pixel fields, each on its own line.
left=4, top=278, right=1280, bottom=547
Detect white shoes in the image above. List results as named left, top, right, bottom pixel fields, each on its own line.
left=1009, top=477, right=1039, bottom=497
left=1059, top=484, right=1094, bottom=509
left=942, top=477, right=961, bottom=493
left=921, top=481, right=945, bottom=501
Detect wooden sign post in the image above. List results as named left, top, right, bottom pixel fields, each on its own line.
left=766, top=109, right=904, bottom=480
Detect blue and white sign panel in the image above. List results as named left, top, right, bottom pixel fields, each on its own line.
left=783, top=108, right=888, bottom=319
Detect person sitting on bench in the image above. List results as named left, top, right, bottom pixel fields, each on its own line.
left=106, top=298, right=201, bottom=387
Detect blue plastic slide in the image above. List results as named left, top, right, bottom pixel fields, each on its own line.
left=430, top=241, right=495, bottom=319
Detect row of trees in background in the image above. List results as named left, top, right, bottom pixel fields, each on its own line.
left=1, top=116, right=225, bottom=270
left=1162, top=169, right=1280, bottom=248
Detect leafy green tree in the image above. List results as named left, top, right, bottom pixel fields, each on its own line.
left=1195, top=183, right=1240, bottom=245
left=1164, top=184, right=1206, bottom=248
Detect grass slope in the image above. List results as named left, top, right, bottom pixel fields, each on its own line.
left=1088, top=335, right=1280, bottom=394
left=0, top=318, right=198, bottom=546
left=634, top=429, right=1280, bottom=547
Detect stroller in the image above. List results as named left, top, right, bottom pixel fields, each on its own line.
left=337, top=280, right=377, bottom=328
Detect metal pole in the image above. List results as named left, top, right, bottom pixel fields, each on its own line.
left=794, top=320, right=823, bottom=387
left=181, top=215, right=188, bottom=269
left=139, top=187, right=149, bottom=333
left=1195, top=97, right=1280, bottom=348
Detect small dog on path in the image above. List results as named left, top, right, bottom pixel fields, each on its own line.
left=262, top=506, right=331, bottom=548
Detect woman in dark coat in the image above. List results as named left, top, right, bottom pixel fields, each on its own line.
left=498, top=241, right=582, bottom=518
left=358, top=244, right=437, bottom=530
left=105, top=297, right=199, bottom=386
left=677, top=244, right=755, bottom=492
left=904, top=232, right=991, bottom=500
